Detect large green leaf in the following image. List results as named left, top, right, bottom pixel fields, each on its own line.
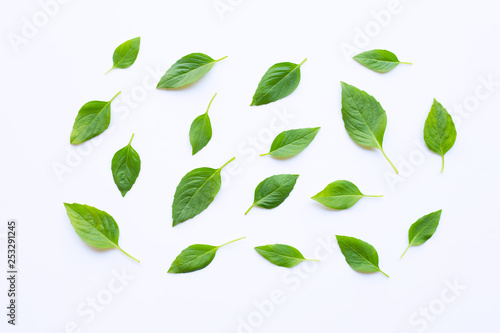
left=261, top=127, right=320, bottom=158
left=251, top=59, right=306, bottom=106
left=157, top=53, right=227, bottom=89
left=312, top=180, right=382, bottom=210
left=341, top=82, right=398, bottom=173
left=401, top=210, right=442, bottom=258
left=336, top=235, right=387, bottom=277
left=106, top=37, right=140, bottom=73
left=353, top=49, right=411, bottom=73
left=423, top=99, right=457, bottom=172
left=255, top=244, right=318, bottom=268
left=111, top=134, right=141, bottom=197
left=70, top=92, right=121, bottom=145
left=245, top=174, right=299, bottom=215
left=172, top=157, right=235, bottom=226
left=63, top=203, right=139, bottom=262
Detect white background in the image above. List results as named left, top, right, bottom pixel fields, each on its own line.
left=1, top=0, right=500, bottom=332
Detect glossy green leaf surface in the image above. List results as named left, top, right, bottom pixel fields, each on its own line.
left=341, top=82, right=398, bottom=173
left=312, top=180, right=382, bottom=210
left=70, top=92, right=121, bottom=145
left=172, top=157, right=235, bottom=226
left=111, top=134, right=141, bottom=197
left=353, top=49, right=411, bottom=73
left=245, top=174, right=299, bottom=215
left=251, top=59, right=306, bottom=106
left=262, top=127, right=320, bottom=158
left=157, top=53, right=227, bottom=89
left=336, top=235, right=387, bottom=277
left=255, top=244, right=318, bottom=268
left=189, top=93, right=216, bottom=155
left=401, top=210, right=442, bottom=258
left=63, top=203, right=139, bottom=262
left=106, top=37, right=140, bottom=73
left=424, top=99, right=457, bottom=172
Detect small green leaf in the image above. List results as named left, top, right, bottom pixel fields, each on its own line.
left=106, top=37, right=140, bottom=73
left=312, top=180, right=382, bottom=210
left=157, top=53, right=227, bottom=89
left=336, top=235, right=388, bottom=277
left=341, top=82, right=398, bottom=173
left=353, top=49, right=411, bottom=73
left=424, top=99, right=457, bottom=173
left=401, top=210, right=442, bottom=258
left=189, top=93, right=216, bottom=155
left=172, top=157, right=235, bottom=226
left=251, top=59, right=306, bottom=106
left=63, top=203, right=139, bottom=262
left=261, top=127, right=320, bottom=158
left=111, top=134, right=141, bottom=197
left=245, top=174, right=299, bottom=215
left=255, top=244, right=319, bottom=268
left=168, top=237, right=245, bottom=273
left=70, top=91, right=121, bottom=145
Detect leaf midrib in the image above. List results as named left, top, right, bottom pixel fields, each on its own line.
left=69, top=205, right=119, bottom=248
left=409, top=215, right=439, bottom=247
left=254, top=178, right=296, bottom=206
left=74, top=101, right=111, bottom=140
left=342, top=240, right=379, bottom=272
left=114, top=39, right=139, bottom=68
left=255, top=63, right=301, bottom=104
left=271, top=130, right=317, bottom=155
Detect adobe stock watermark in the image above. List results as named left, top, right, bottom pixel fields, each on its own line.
left=339, top=0, right=419, bottom=60
left=220, top=106, right=296, bottom=188
left=212, top=0, right=244, bottom=21
left=7, top=0, right=72, bottom=53
left=51, top=65, right=164, bottom=183
left=235, top=236, right=337, bottom=333
left=52, top=268, right=135, bottom=333
left=385, top=74, right=499, bottom=190
left=400, top=278, right=467, bottom=333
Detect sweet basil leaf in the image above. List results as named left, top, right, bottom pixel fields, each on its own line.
left=111, top=134, right=141, bottom=197
left=261, top=127, right=320, bottom=158
left=353, top=49, right=411, bottom=73
left=255, top=244, right=319, bottom=268
left=106, top=37, right=140, bottom=73
left=70, top=92, right=121, bottom=145
left=251, top=59, right=306, bottom=106
left=172, top=157, right=235, bottom=226
left=157, top=53, right=227, bottom=89
left=423, top=99, right=457, bottom=173
left=401, top=210, right=442, bottom=258
left=190, top=93, right=216, bottom=155
left=168, top=237, right=245, bottom=273
left=245, top=174, right=299, bottom=215
left=63, top=203, right=139, bottom=262
left=341, top=82, right=398, bottom=173
left=336, top=235, right=388, bottom=277
left=312, top=180, right=382, bottom=210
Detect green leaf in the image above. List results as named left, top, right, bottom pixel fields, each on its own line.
left=251, top=59, right=306, bottom=106
left=106, top=37, right=140, bottom=73
left=157, top=53, right=227, bottom=89
left=311, top=180, right=382, bottom=210
left=255, top=244, right=319, bottom=268
left=172, top=157, right=235, bottom=226
left=111, top=133, right=141, bottom=197
left=189, top=93, right=216, bottom=155
left=245, top=174, right=299, bottom=215
left=336, top=235, right=388, bottom=277
left=353, top=49, right=411, bottom=73
left=340, top=82, right=398, bottom=173
left=261, top=127, right=320, bottom=158
left=401, top=210, right=442, bottom=258
left=63, top=203, right=139, bottom=262
left=70, top=91, right=121, bottom=145
left=168, top=237, right=245, bottom=273
left=423, top=99, right=457, bottom=173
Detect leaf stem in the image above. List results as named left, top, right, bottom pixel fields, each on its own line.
left=306, top=259, right=320, bottom=262
left=399, top=62, right=413, bottom=65
left=260, top=152, right=270, bottom=157
left=128, top=133, right=135, bottom=146
left=245, top=204, right=255, bottom=215
left=219, top=236, right=246, bottom=248
left=105, top=65, right=116, bottom=74
left=219, top=156, right=236, bottom=170
left=215, top=56, right=228, bottom=62
left=110, top=91, right=122, bottom=102
left=298, top=58, right=307, bottom=67
left=380, top=148, right=399, bottom=174
left=441, top=155, right=445, bottom=173
left=401, top=245, right=411, bottom=259
left=379, top=270, right=389, bottom=278
left=117, top=247, right=140, bottom=263
left=205, top=93, right=217, bottom=114
left=363, top=195, right=383, bottom=198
